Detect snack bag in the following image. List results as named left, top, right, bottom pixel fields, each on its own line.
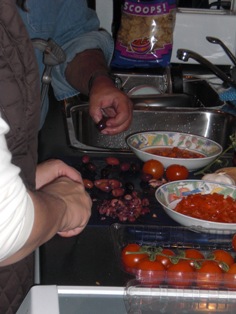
left=111, top=0, right=177, bottom=69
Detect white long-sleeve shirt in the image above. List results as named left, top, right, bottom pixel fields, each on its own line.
left=0, top=116, right=34, bottom=262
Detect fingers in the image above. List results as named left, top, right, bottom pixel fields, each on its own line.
left=41, top=176, right=92, bottom=237
left=36, top=159, right=83, bottom=189
left=57, top=161, right=83, bottom=183
left=101, top=117, right=131, bottom=135
left=89, top=92, right=133, bottom=135
left=101, top=105, right=133, bottom=135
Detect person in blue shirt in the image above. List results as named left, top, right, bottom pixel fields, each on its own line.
left=17, top=0, right=133, bottom=133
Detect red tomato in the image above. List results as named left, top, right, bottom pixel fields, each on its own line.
left=138, top=258, right=166, bottom=272
left=155, top=248, right=175, bottom=269
left=224, top=263, right=236, bottom=289
left=184, top=249, right=205, bottom=267
left=174, top=193, right=236, bottom=223
left=142, top=159, right=164, bottom=180
left=166, top=260, right=194, bottom=288
left=196, top=260, right=223, bottom=289
left=136, top=258, right=166, bottom=285
left=232, top=234, right=236, bottom=252
left=208, top=249, right=234, bottom=270
left=165, top=164, right=189, bottom=181
left=121, top=244, right=148, bottom=274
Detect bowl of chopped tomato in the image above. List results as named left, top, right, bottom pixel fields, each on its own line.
left=155, top=180, right=236, bottom=233
left=126, top=131, right=222, bottom=171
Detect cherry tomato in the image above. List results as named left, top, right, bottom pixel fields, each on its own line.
left=121, top=244, right=148, bottom=274
left=196, top=260, right=223, bottom=289
left=166, top=260, right=194, bottom=287
left=142, top=159, right=164, bottom=180
left=165, top=164, right=189, bottom=181
left=224, top=263, right=236, bottom=289
left=155, top=248, right=175, bottom=269
left=184, top=249, right=205, bottom=268
left=207, top=249, right=234, bottom=270
left=232, top=234, right=236, bottom=252
left=138, top=258, right=166, bottom=272
left=136, top=258, right=166, bottom=285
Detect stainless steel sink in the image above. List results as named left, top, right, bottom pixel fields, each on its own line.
left=65, top=101, right=236, bottom=153
left=64, top=73, right=235, bottom=153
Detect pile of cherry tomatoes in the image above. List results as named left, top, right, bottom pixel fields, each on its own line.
left=121, top=234, right=236, bottom=289
left=142, top=159, right=189, bottom=182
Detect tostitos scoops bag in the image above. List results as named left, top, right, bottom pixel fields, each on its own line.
left=111, top=0, right=177, bottom=69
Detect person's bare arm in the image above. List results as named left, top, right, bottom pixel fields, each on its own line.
left=0, top=176, right=92, bottom=266
left=65, top=49, right=110, bottom=95
left=0, top=159, right=92, bottom=267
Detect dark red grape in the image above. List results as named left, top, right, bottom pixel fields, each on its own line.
left=96, top=116, right=108, bottom=131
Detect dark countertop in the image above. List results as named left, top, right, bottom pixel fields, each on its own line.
left=37, top=94, right=132, bottom=286
left=38, top=91, right=80, bottom=162
left=39, top=226, right=132, bottom=286
left=39, top=154, right=178, bottom=286
left=38, top=94, right=179, bottom=286
left=38, top=90, right=234, bottom=290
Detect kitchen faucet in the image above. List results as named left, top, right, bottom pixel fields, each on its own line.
left=176, top=48, right=236, bottom=89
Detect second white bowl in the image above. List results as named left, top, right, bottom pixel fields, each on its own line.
left=126, top=131, right=222, bottom=171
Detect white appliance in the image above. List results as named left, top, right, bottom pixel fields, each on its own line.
left=171, top=9, right=236, bottom=65
left=96, top=0, right=236, bottom=65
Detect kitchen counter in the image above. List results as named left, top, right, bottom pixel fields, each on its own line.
left=37, top=90, right=236, bottom=314
left=38, top=89, right=179, bottom=285
left=39, top=225, right=131, bottom=286
left=37, top=92, right=180, bottom=295
left=38, top=89, right=80, bottom=162
left=39, top=154, right=179, bottom=286
left=38, top=89, right=233, bottom=286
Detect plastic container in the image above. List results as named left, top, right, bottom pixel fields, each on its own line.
left=125, top=279, right=236, bottom=314
left=111, top=224, right=236, bottom=313
left=111, top=224, right=236, bottom=288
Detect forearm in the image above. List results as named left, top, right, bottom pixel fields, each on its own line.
left=0, top=190, right=66, bottom=266
left=0, top=175, right=91, bottom=266
left=65, top=49, right=112, bottom=95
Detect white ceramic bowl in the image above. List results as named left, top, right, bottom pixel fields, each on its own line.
left=126, top=131, right=222, bottom=171
left=155, top=180, right=236, bottom=234
left=127, top=85, right=161, bottom=96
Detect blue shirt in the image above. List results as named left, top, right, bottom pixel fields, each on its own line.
left=18, top=0, right=114, bottom=128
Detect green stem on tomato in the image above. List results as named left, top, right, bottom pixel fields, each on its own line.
left=125, top=246, right=229, bottom=271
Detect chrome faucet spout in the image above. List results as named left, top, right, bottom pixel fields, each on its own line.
left=176, top=49, right=236, bottom=89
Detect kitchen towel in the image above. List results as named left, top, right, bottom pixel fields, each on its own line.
left=219, top=87, right=236, bottom=115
